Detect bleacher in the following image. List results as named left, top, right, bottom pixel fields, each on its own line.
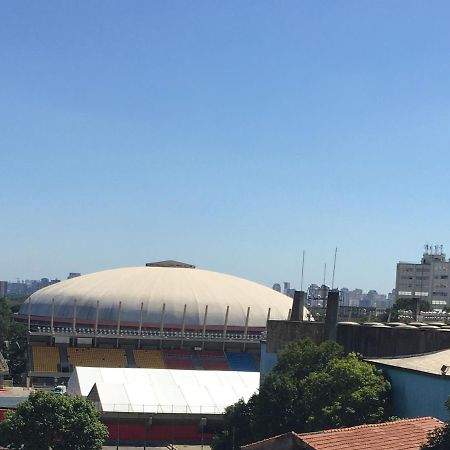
left=163, top=349, right=195, bottom=370
left=226, top=351, right=258, bottom=371
left=133, top=349, right=165, bottom=369
left=32, top=346, right=60, bottom=372
left=67, top=347, right=127, bottom=368
left=198, top=351, right=230, bottom=370
left=30, top=344, right=258, bottom=374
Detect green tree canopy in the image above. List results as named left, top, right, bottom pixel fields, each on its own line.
left=212, top=339, right=391, bottom=450
left=0, top=390, right=108, bottom=450
left=0, top=297, right=27, bottom=383
left=421, top=398, right=450, bottom=450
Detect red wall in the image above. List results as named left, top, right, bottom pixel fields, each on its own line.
left=106, top=423, right=213, bottom=444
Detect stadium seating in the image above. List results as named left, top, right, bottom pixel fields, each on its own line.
left=165, top=359, right=195, bottom=369
left=225, top=352, right=258, bottom=371
left=67, top=347, right=127, bottom=368
left=133, top=350, right=165, bottom=369
left=32, top=346, right=60, bottom=372
left=163, top=349, right=195, bottom=370
left=198, top=351, right=229, bottom=370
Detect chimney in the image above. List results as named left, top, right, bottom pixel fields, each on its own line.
left=324, top=289, right=339, bottom=341
left=291, top=291, right=305, bottom=321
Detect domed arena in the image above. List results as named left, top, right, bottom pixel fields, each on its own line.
left=18, top=261, right=309, bottom=446
left=20, top=261, right=309, bottom=392
left=21, top=261, right=297, bottom=328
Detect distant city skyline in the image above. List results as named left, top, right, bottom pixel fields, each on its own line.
left=2, top=246, right=446, bottom=295
left=2, top=2, right=450, bottom=294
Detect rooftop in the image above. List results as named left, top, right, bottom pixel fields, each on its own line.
left=242, top=417, right=444, bottom=450
left=298, top=417, right=443, bottom=450
left=366, top=348, right=450, bottom=376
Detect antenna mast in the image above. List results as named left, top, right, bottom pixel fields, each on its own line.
left=300, top=250, right=305, bottom=292
left=331, top=247, right=338, bottom=289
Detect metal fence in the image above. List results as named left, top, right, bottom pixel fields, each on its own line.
left=94, top=402, right=227, bottom=415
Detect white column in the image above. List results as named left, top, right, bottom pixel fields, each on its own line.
left=181, top=304, right=187, bottom=337
left=159, top=303, right=166, bottom=336
left=95, top=300, right=100, bottom=334
left=50, top=298, right=55, bottom=332
left=223, top=306, right=230, bottom=339
left=72, top=299, right=77, bottom=333
left=202, top=305, right=208, bottom=338
left=117, top=301, right=122, bottom=334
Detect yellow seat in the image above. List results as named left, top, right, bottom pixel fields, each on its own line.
left=32, top=346, right=60, bottom=372
left=67, top=347, right=127, bottom=368
left=133, top=349, right=165, bottom=368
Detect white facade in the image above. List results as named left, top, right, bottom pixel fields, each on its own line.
left=396, top=249, right=450, bottom=308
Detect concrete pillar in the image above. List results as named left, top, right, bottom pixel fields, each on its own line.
left=291, top=291, right=305, bottom=321
left=325, top=289, right=339, bottom=341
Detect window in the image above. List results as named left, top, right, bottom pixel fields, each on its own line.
left=398, top=291, right=412, bottom=296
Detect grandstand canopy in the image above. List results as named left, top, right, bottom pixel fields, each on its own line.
left=68, top=367, right=259, bottom=414
left=21, top=265, right=303, bottom=328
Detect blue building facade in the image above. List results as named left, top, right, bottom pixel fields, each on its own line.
left=375, top=365, right=450, bottom=421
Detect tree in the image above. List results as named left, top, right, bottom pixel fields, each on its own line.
left=212, top=339, right=391, bottom=450
left=382, top=297, right=431, bottom=322
left=0, top=390, right=108, bottom=450
left=301, top=354, right=390, bottom=431
left=0, top=297, right=27, bottom=383
left=421, top=398, right=450, bottom=449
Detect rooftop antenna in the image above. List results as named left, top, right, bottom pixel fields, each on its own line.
left=331, top=247, right=338, bottom=289
left=323, top=263, right=327, bottom=286
left=300, top=250, right=305, bottom=292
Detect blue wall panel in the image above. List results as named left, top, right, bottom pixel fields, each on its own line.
left=380, top=366, right=450, bottom=421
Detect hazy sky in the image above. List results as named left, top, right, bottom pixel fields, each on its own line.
left=2, top=1, right=450, bottom=293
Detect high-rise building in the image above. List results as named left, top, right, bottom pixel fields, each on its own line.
left=0, top=281, right=7, bottom=298
left=395, top=245, right=450, bottom=308
left=67, top=273, right=81, bottom=279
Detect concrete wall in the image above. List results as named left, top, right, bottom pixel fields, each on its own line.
left=262, top=321, right=450, bottom=374
left=377, top=366, right=450, bottom=421
left=267, top=321, right=450, bottom=357
left=266, top=321, right=324, bottom=354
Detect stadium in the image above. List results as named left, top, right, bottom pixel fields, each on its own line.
left=16, top=260, right=305, bottom=445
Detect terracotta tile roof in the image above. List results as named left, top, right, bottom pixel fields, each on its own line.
left=297, top=417, right=444, bottom=450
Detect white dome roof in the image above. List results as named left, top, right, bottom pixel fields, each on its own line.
left=22, top=266, right=298, bottom=328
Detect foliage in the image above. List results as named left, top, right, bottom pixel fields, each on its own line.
left=0, top=297, right=27, bottom=383
left=301, top=354, right=390, bottom=431
left=421, top=398, right=450, bottom=449
left=212, top=339, right=391, bottom=450
left=381, top=297, right=431, bottom=322
left=0, top=390, right=108, bottom=450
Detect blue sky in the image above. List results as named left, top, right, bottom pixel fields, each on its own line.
left=1, top=1, right=450, bottom=293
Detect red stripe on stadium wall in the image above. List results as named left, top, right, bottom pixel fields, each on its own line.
left=106, top=423, right=213, bottom=443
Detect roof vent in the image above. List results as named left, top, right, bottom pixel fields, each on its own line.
left=146, top=260, right=196, bottom=269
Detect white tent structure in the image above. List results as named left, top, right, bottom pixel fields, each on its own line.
left=68, top=366, right=259, bottom=415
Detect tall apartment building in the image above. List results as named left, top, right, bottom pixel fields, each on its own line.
left=395, top=246, right=450, bottom=308
left=0, top=281, right=7, bottom=298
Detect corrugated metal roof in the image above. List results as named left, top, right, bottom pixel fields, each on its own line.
left=366, top=349, right=450, bottom=376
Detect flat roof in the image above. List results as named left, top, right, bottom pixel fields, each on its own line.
left=366, top=349, right=450, bottom=376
